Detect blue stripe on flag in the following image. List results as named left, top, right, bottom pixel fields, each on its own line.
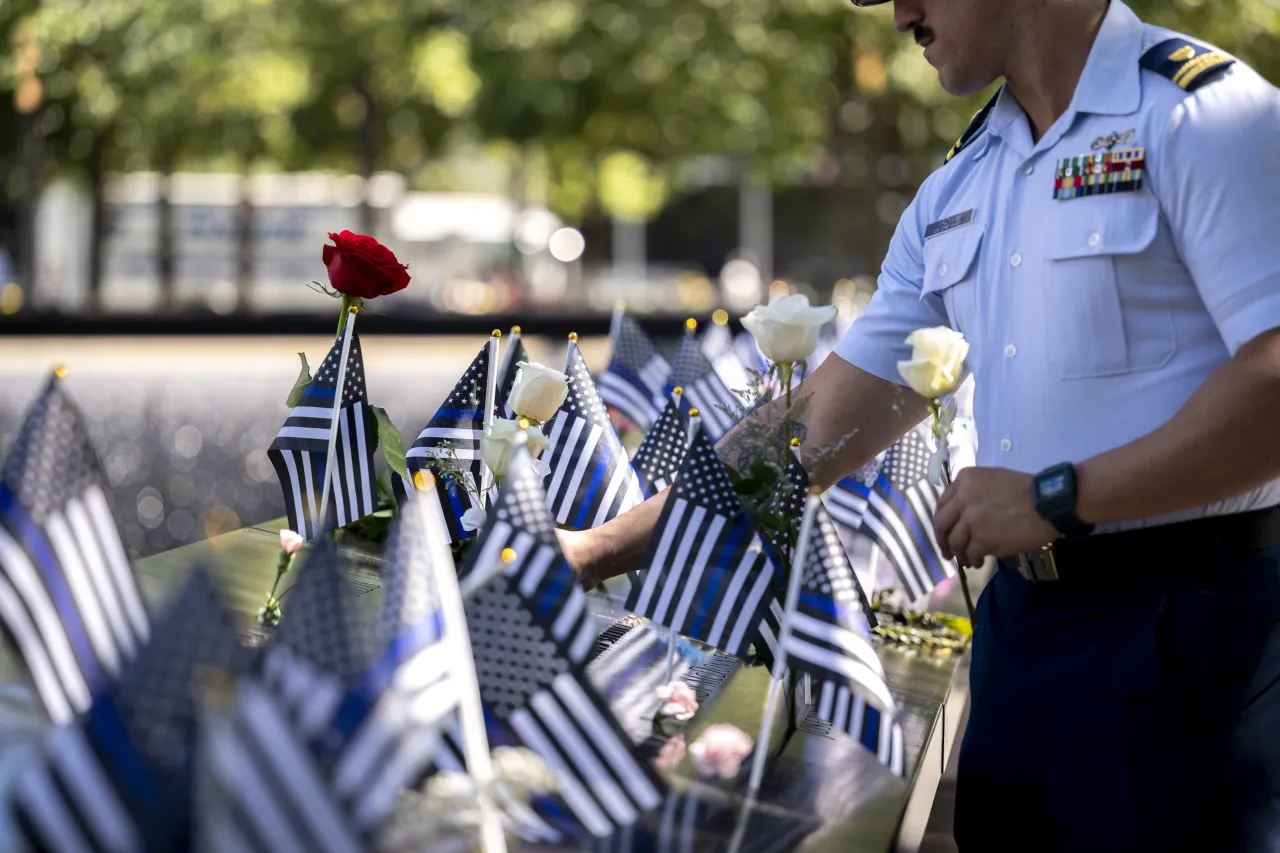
left=536, top=558, right=570, bottom=619
left=356, top=615, right=445, bottom=700
left=878, top=477, right=946, bottom=582
left=0, top=486, right=103, bottom=688
left=571, top=439, right=614, bottom=529
left=433, top=407, right=483, bottom=421
left=83, top=694, right=159, bottom=804
left=861, top=704, right=881, bottom=750
left=443, top=477, right=473, bottom=542
left=302, top=385, right=336, bottom=400
left=326, top=691, right=375, bottom=749
left=686, top=517, right=746, bottom=638
left=799, top=589, right=840, bottom=620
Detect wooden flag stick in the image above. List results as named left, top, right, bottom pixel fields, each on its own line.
left=745, top=494, right=820, bottom=802
left=478, top=330, right=501, bottom=509
left=315, top=305, right=359, bottom=536
left=417, top=477, right=507, bottom=853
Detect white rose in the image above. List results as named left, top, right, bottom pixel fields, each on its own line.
left=460, top=506, right=488, bottom=532
left=481, top=418, right=552, bottom=480
left=897, top=326, right=969, bottom=399
left=739, top=294, right=838, bottom=364
left=508, top=362, right=569, bottom=423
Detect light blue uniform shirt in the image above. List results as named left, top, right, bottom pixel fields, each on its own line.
left=837, top=0, right=1280, bottom=527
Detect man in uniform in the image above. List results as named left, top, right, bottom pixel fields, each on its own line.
left=562, top=0, right=1280, bottom=848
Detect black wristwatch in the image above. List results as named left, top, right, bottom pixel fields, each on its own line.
left=1032, top=462, right=1096, bottom=539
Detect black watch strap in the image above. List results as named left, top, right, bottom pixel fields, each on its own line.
left=1033, top=463, right=1096, bottom=539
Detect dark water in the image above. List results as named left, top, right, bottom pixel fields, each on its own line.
left=0, top=336, right=501, bottom=559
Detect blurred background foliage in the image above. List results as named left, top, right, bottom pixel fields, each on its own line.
left=0, top=0, right=1277, bottom=307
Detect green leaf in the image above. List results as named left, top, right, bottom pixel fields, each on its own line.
left=733, top=478, right=766, bottom=495
left=371, top=405, right=408, bottom=479
left=758, top=514, right=790, bottom=531
left=285, top=353, right=311, bottom=408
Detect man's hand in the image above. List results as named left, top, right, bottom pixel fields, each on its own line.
left=557, top=528, right=608, bottom=591
left=933, top=467, right=1059, bottom=568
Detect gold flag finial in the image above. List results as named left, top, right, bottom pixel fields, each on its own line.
left=518, top=418, right=531, bottom=430
left=491, top=329, right=502, bottom=338
left=672, top=386, right=683, bottom=396
left=349, top=303, right=360, bottom=314
left=413, top=470, right=435, bottom=492
left=808, top=485, right=824, bottom=496
left=568, top=331, right=578, bottom=342
left=685, top=318, right=698, bottom=332
left=689, top=408, right=700, bottom=417
left=615, top=299, right=627, bottom=312
left=53, top=364, right=69, bottom=378
left=790, top=437, right=801, bottom=447
left=510, top=325, right=522, bottom=335
left=712, top=309, right=729, bottom=326
left=501, top=547, right=518, bottom=564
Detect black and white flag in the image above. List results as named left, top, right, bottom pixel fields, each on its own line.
left=543, top=341, right=644, bottom=529
left=670, top=331, right=743, bottom=441
left=196, top=679, right=365, bottom=853
left=10, top=569, right=248, bottom=852
left=0, top=374, right=150, bottom=724
left=599, top=312, right=670, bottom=432
left=824, top=422, right=953, bottom=602
left=405, top=341, right=493, bottom=544
left=630, top=396, right=689, bottom=497
left=785, top=501, right=904, bottom=775
left=269, top=332, right=378, bottom=540
left=463, top=446, right=666, bottom=838
left=625, top=422, right=784, bottom=659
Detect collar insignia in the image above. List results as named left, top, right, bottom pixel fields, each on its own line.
left=1053, top=148, right=1146, bottom=201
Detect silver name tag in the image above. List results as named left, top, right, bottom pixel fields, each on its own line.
left=925, top=209, right=974, bottom=239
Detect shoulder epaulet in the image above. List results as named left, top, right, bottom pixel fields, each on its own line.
left=944, top=88, right=1001, bottom=165
left=1140, top=37, right=1236, bottom=93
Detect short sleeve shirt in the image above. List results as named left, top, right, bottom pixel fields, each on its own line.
left=836, top=0, right=1280, bottom=527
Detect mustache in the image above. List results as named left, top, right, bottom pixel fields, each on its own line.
left=914, top=25, right=935, bottom=44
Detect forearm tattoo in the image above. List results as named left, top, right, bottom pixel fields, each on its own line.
left=718, top=428, right=762, bottom=475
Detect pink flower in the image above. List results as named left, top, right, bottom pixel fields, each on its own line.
left=279, top=529, right=305, bottom=555
left=653, top=734, right=686, bottom=774
left=655, top=681, right=699, bottom=721
left=688, top=724, right=753, bottom=780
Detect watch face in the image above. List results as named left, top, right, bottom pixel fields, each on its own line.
left=1039, top=473, right=1068, bottom=498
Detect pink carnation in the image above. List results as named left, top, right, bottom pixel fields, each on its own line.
left=653, top=734, right=686, bottom=774
left=688, top=724, right=753, bottom=780
left=655, top=681, right=699, bottom=721
left=279, top=529, right=305, bottom=555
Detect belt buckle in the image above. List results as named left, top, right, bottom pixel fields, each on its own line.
left=1017, top=545, right=1060, bottom=582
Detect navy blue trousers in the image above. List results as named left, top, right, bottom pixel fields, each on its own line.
left=955, top=546, right=1280, bottom=852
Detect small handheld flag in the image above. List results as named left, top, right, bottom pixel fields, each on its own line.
left=269, top=323, right=379, bottom=541
left=599, top=309, right=670, bottom=432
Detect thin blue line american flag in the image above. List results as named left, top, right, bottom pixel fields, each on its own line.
left=11, top=569, right=248, bottom=853
left=630, top=396, right=688, bottom=497
left=543, top=342, right=644, bottom=529
left=196, top=680, right=365, bottom=853
left=785, top=501, right=904, bottom=775
left=823, top=423, right=954, bottom=602
left=498, top=334, right=531, bottom=419
left=0, top=375, right=150, bottom=724
left=669, top=332, right=742, bottom=441
left=314, top=495, right=462, bottom=830
left=598, top=313, right=670, bottom=432
left=405, top=341, right=492, bottom=543
left=463, top=446, right=665, bottom=838
left=625, top=423, right=784, bottom=659
left=269, top=334, right=378, bottom=541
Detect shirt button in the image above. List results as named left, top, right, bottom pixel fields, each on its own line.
left=1088, top=231, right=1101, bottom=247
left=1000, top=437, right=1013, bottom=453
left=1010, top=252, right=1023, bottom=268
left=1004, top=344, right=1017, bottom=358
left=1024, top=165, right=1034, bottom=176
left=938, top=263, right=948, bottom=277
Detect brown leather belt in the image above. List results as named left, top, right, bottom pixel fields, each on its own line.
left=1009, top=505, right=1280, bottom=583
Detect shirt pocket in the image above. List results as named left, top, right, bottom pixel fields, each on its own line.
left=1043, top=194, right=1175, bottom=379
left=921, top=219, right=985, bottom=337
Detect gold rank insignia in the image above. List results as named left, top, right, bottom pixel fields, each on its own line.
left=1053, top=148, right=1146, bottom=201
left=1140, top=37, right=1236, bottom=93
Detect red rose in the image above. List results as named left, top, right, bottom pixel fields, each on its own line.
left=322, top=231, right=410, bottom=299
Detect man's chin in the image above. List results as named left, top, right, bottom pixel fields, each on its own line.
left=937, top=68, right=998, bottom=98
